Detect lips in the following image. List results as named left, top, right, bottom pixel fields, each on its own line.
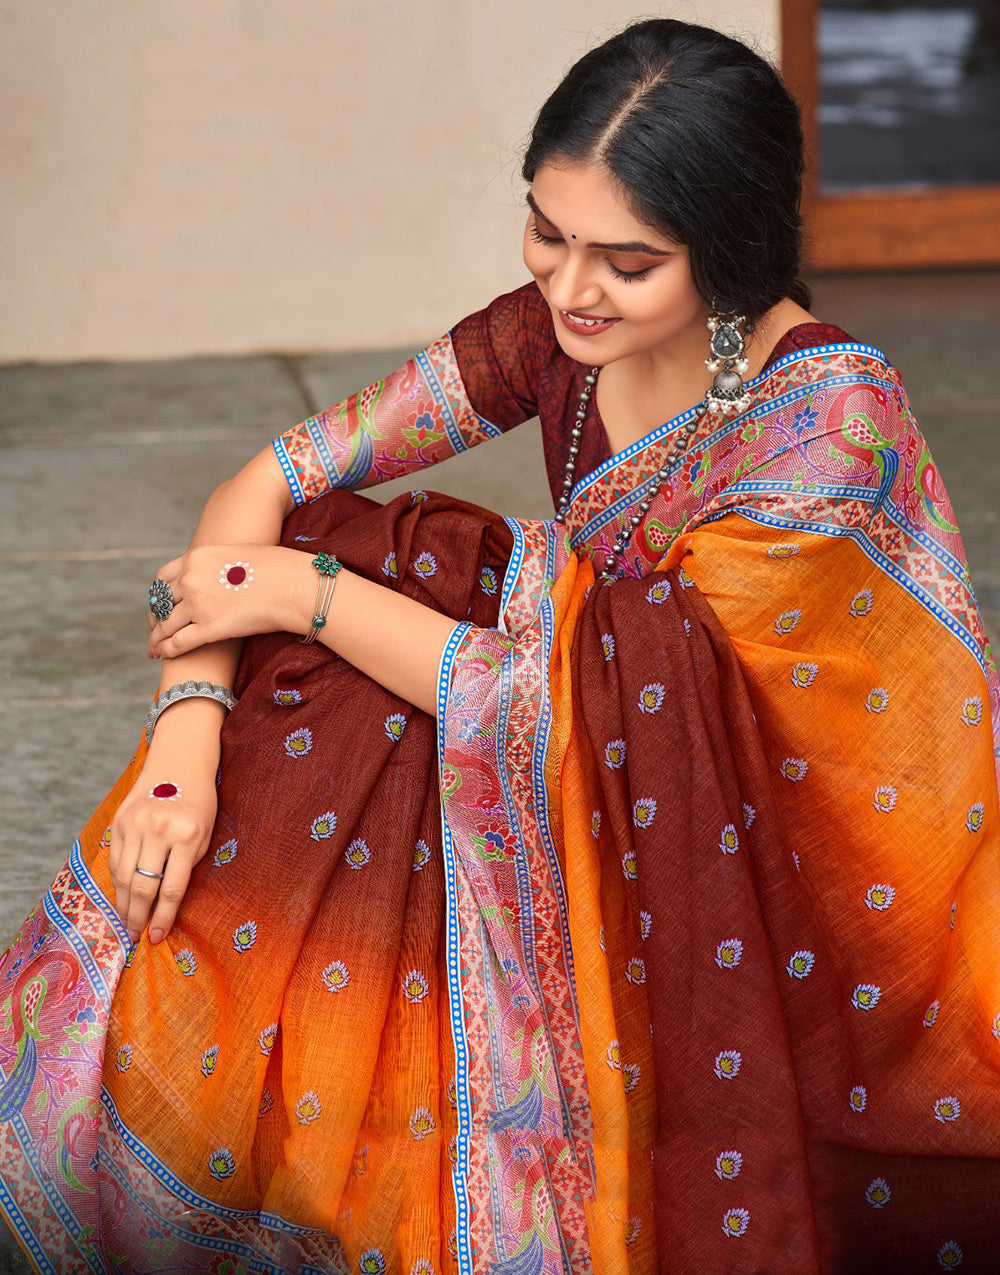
left=558, top=309, right=621, bottom=337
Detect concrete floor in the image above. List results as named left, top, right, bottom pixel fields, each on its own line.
left=0, top=271, right=998, bottom=1270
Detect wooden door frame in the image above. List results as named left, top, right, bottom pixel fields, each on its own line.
left=781, top=0, right=1000, bottom=270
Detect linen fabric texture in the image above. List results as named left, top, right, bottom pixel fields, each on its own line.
left=1, top=284, right=999, bottom=1273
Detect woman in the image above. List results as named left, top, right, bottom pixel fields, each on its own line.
left=2, top=18, right=998, bottom=1275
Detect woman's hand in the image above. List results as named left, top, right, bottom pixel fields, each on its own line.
left=108, top=699, right=225, bottom=945
left=148, top=543, right=312, bottom=659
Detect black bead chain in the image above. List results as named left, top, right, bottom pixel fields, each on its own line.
left=553, top=367, right=708, bottom=581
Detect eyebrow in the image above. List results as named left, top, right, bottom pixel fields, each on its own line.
left=526, top=192, right=674, bottom=256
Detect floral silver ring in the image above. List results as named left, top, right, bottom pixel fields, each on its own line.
left=149, top=578, right=174, bottom=622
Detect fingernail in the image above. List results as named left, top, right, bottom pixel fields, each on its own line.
left=128, top=930, right=139, bottom=945
left=149, top=928, right=164, bottom=945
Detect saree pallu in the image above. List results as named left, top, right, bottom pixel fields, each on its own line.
left=2, top=337, right=1000, bottom=1274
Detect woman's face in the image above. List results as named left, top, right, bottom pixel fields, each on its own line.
left=523, top=160, right=709, bottom=368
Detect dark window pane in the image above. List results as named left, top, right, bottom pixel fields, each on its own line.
left=819, top=0, right=1000, bottom=190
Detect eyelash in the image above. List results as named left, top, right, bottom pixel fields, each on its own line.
left=528, top=224, right=653, bottom=283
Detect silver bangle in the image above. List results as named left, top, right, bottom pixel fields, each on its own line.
left=144, top=680, right=238, bottom=744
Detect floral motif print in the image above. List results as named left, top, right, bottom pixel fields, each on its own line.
left=865, top=1177, right=891, bottom=1208
left=967, top=802, right=984, bottom=833
left=639, top=910, right=652, bottom=940
left=384, top=713, right=407, bottom=743
left=790, top=662, right=818, bottom=688
left=258, top=1023, right=277, bottom=1055
left=768, top=542, right=801, bottom=558
left=716, top=1150, right=743, bottom=1180
left=722, top=1207, right=750, bottom=1238
left=600, top=633, right=615, bottom=661
left=402, top=970, right=429, bottom=1004
left=624, top=958, right=646, bottom=986
left=621, top=851, right=638, bottom=881
left=232, top=920, right=257, bottom=953
left=852, top=983, right=882, bottom=1011
left=742, top=803, right=756, bottom=828
left=213, top=839, right=237, bottom=867
left=719, top=824, right=739, bottom=855
left=412, top=839, right=431, bottom=870
left=591, top=811, right=602, bottom=838
left=322, top=961, right=349, bottom=993
left=866, top=687, right=890, bottom=714
left=714, top=1050, right=742, bottom=1080
left=646, top=579, right=671, bottom=604
left=382, top=552, right=398, bottom=581
left=850, top=588, right=874, bottom=618
left=115, top=1043, right=132, bottom=1074
left=937, top=1241, right=964, bottom=1268
left=781, top=758, right=808, bottom=782
left=296, top=1091, right=321, bottom=1125
left=258, top=1088, right=273, bottom=1118
left=272, top=688, right=302, bottom=706
left=606, top=1040, right=622, bottom=1071
left=409, top=1106, right=436, bottom=1140
left=637, top=682, right=665, bottom=713
left=479, top=565, right=498, bottom=595
left=624, top=1218, right=642, bottom=1245
left=604, top=739, right=626, bottom=769
left=284, top=728, right=313, bottom=759
left=873, top=786, right=898, bottom=813
left=208, top=1148, right=235, bottom=1181
left=849, top=1085, right=868, bottom=1114
left=923, top=1001, right=940, bottom=1029
left=716, top=938, right=743, bottom=970
left=934, top=1096, right=961, bottom=1123
left=632, top=797, right=657, bottom=828
left=865, top=883, right=895, bottom=911
left=345, top=838, right=371, bottom=869
left=774, top=609, right=801, bottom=636
left=786, top=950, right=815, bottom=979
left=310, top=811, right=337, bottom=840
left=200, top=1045, right=219, bottom=1077
left=412, top=552, right=437, bottom=579
left=359, top=1249, right=387, bottom=1275
left=175, top=949, right=198, bottom=977
left=961, top=696, right=983, bottom=726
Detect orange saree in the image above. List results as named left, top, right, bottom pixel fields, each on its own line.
left=1, top=323, right=999, bottom=1273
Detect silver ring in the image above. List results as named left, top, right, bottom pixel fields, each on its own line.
left=149, top=578, right=174, bottom=622
left=134, top=865, right=165, bottom=880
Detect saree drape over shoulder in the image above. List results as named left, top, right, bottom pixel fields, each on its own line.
left=2, top=285, right=999, bottom=1273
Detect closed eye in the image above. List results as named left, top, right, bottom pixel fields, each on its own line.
left=529, top=224, right=561, bottom=246
left=607, top=261, right=653, bottom=283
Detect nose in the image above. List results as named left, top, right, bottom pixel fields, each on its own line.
left=546, top=254, right=603, bottom=314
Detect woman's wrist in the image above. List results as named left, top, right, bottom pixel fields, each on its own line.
left=144, top=697, right=226, bottom=767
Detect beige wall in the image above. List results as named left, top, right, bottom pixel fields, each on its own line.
left=0, top=1, right=778, bottom=363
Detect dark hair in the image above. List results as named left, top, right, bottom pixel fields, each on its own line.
left=522, top=20, right=811, bottom=320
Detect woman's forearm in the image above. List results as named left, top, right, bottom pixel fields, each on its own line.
left=285, top=556, right=457, bottom=716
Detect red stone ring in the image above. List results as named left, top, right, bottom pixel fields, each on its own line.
left=219, top=561, right=255, bottom=591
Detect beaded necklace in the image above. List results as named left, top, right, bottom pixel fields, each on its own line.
left=553, top=315, right=755, bottom=579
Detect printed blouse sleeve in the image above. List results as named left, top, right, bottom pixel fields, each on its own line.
left=272, top=284, right=544, bottom=506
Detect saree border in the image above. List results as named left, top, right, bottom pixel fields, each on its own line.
left=436, top=619, right=475, bottom=1275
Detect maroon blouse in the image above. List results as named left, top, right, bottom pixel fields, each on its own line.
left=451, top=282, right=852, bottom=508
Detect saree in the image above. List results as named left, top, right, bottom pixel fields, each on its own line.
left=1, top=330, right=999, bottom=1274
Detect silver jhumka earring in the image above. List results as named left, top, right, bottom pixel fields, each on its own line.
left=705, top=304, right=755, bottom=415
